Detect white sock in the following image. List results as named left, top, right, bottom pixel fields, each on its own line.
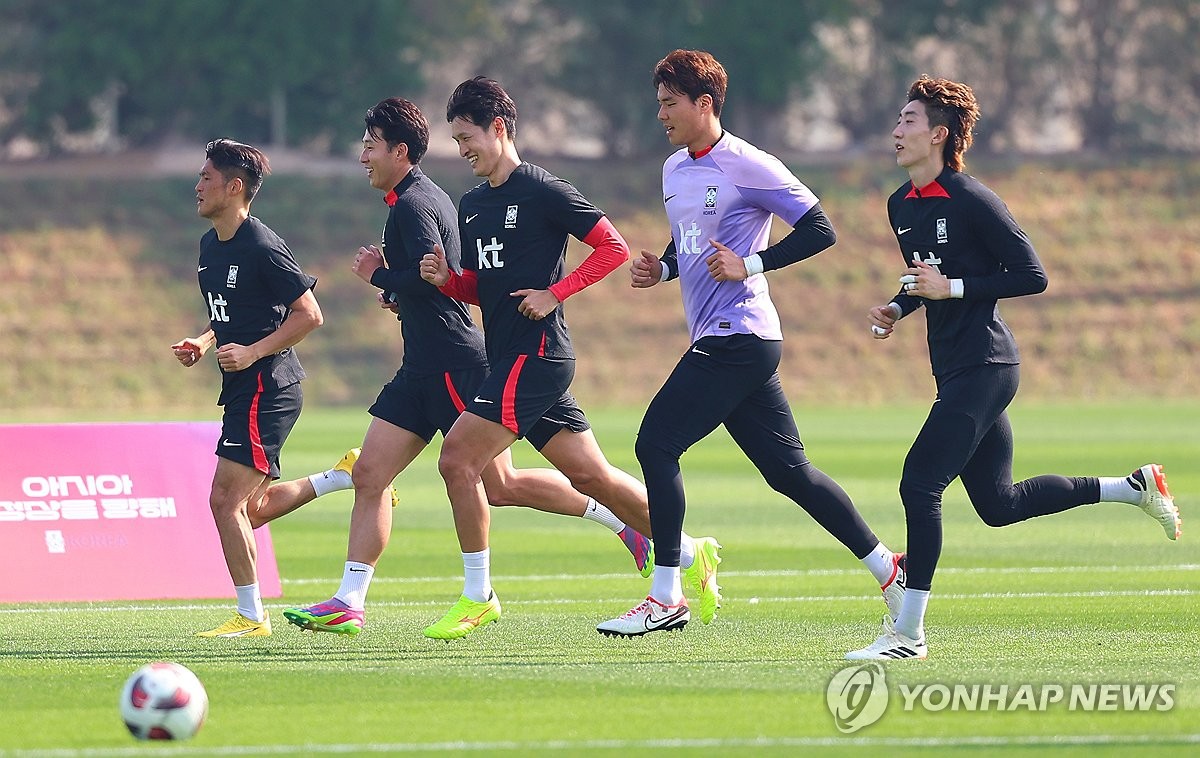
left=650, top=565, right=684, bottom=605
left=309, top=467, right=353, bottom=497
left=861, top=542, right=896, bottom=586
left=333, top=561, right=374, bottom=610
left=679, top=534, right=695, bottom=569
left=234, top=583, right=264, bottom=622
left=462, top=548, right=491, bottom=602
left=895, top=589, right=930, bottom=640
left=1098, top=476, right=1140, bottom=504
left=581, top=498, right=626, bottom=534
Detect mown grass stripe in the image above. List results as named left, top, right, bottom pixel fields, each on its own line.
left=7, top=732, right=1200, bottom=756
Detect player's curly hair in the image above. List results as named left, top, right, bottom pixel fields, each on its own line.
left=906, top=76, right=980, bottom=172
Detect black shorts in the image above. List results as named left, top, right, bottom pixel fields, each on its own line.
left=466, top=355, right=589, bottom=450
left=217, top=378, right=302, bottom=478
left=369, top=366, right=488, bottom=443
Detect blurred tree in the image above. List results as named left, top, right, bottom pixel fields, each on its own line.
left=543, top=0, right=686, bottom=157
left=1130, top=0, right=1200, bottom=152
left=685, top=0, right=846, bottom=150
left=3, top=0, right=1199, bottom=157
left=12, top=0, right=421, bottom=150
left=0, top=0, right=41, bottom=147
left=1055, top=0, right=1143, bottom=151
left=949, top=0, right=1062, bottom=153
left=822, top=0, right=989, bottom=150
left=540, top=0, right=844, bottom=156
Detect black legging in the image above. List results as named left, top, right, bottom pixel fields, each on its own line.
left=901, top=363, right=1100, bottom=591
left=636, top=334, right=879, bottom=567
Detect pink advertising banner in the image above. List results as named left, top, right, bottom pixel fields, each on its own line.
left=0, top=422, right=282, bottom=603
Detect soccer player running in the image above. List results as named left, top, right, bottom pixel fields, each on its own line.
left=280, top=98, right=654, bottom=637
left=597, top=49, right=904, bottom=637
left=419, top=77, right=715, bottom=640
left=172, top=139, right=323, bottom=638
left=846, top=76, right=1181, bottom=661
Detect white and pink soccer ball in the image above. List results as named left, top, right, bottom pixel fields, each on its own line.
left=119, top=662, right=208, bottom=740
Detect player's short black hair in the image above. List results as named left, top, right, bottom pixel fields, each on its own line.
left=446, top=76, right=518, bottom=140
left=365, top=97, right=429, bottom=163
left=205, top=138, right=271, bottom=201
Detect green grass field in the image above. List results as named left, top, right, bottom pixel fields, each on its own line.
left=2, top=402, right=1198, bottom=756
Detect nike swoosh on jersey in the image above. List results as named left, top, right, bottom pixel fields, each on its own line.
left=663, top=194, right=677, bottom=203
left=197, top=266, right=208, bottom=272
left=473, top=396, right=494, bottom=404
left=897, top=227, right=912, bottom=235
left=465, top=214, right=479, bottom=223
left=221, top=440, right=242, bottom=447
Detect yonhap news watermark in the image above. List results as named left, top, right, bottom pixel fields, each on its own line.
left=827, top=663, right=1176, bottom=733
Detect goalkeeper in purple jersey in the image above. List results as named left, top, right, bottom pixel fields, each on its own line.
left=597, top=50, right=904, bottom=638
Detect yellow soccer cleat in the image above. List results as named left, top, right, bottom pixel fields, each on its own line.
left=683, top=537, right=722, bottom=624
left=195, top=612, right=272, bottom=638
left=332, top=448, right=361, bottom=475
left=423, top=592, right=501, bottom=640
left=333, top=448, right=399, bottom=508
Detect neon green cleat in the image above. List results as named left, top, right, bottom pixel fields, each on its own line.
left=195, top=612, right=272, bottom=638
left=684, top=537, right=722, bottom=624
left=333, top=448, right=399, bottom=508
left=423, top=592, right=502, bottom=640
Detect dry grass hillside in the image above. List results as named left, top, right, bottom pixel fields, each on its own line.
left=1, top=154, right=1196, bottom=416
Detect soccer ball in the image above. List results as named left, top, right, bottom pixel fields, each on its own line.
left=119, top=662, right=208, bottom=740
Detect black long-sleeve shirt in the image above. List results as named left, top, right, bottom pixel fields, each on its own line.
left=887, top=166, right=1047, bottom=378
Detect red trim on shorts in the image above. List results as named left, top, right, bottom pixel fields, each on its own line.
left=502, top=355, right=528, bottom=433
left=249, top=372, right=269, bottom=473
left=444, top=372, right=467, bottom=413
left=538, top=332, right=547, bottom=357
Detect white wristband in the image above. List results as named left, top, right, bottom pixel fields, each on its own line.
left=744, top=253, right=764, bottom=276
left=949, top=279, right=965, bottom=299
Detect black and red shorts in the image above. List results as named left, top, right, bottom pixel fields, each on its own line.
left=368, top=366, right=488, bottom=443
left=465, top=354, right=589, bottom=450
left=217, top=375, right=302, bottom=479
